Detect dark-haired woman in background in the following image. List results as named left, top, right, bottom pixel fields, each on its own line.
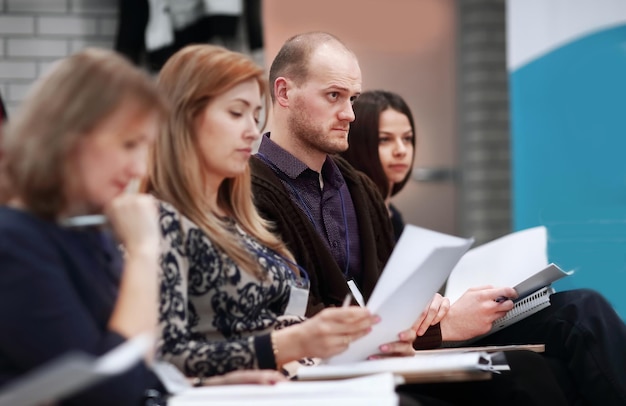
left=341, top=90, right=415, bottom=241
left=342, top=90, right=579, bottom=405
left=0, top=90, right=7, bottom=125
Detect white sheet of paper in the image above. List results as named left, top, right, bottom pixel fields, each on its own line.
left=93, top=333, right=153, bottom=374
left=326, top=225, right=474, bottom=365
left=168, top=373, right=399, bottom=406
left=445, top=226, right=550, bottom=303
left=0, top=333, right=153, bottom=406
left=347, top=279, right=365, bottom=307
left=151, top=361, right=193, bottom=395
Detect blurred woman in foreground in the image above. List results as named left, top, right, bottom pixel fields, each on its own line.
left=0, top=48, right=284, bottom=406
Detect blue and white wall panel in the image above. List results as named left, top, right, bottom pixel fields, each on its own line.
left=507, top=0, right=626, bottom=318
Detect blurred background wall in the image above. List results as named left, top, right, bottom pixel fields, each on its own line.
left=1, top=0, right=624, bottom=319
left=263, top=0, right=461, bottom=236
left=0, top=0, right=118, bottom=113
left=0, top=0, right=509, bottom=245
left=507, top=0, right=626, bottom=318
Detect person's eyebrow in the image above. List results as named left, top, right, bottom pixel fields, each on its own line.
left=232, top=98, right=262, bottom=109
left=325, top=84, right=359, bottom=94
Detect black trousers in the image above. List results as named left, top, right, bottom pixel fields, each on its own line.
left=475, top=289, right=626, bottom=405
left=396, top=350, right=568, bottom=406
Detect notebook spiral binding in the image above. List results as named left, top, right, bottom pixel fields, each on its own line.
left=492, top=285, right=556, bottom=330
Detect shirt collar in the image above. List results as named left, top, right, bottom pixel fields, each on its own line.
left=257, top=133, right=346, bottom=189
left=258, top=133, right=307, bottom=179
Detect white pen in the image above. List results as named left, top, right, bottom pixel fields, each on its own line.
left=341, top=293, right=353, bottom=308
left=347, top=279, right=366, bottom=307
left=59, top=214, right=107, bottom=228
left=60, top=178, right=140, bottom=228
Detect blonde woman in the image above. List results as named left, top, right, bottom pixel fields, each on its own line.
left=146, top=44, right=378, bottom=380
left=0, top=48, right=287, bottom=406
left=0, top=48, right=166, bottom=405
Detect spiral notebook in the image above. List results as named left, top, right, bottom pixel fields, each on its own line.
left=490, top=285, right=555, bottom=331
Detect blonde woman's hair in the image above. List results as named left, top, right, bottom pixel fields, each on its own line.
left=0, top=48, right=167, bottom=218
left=145, top=44, right=296, bottom=278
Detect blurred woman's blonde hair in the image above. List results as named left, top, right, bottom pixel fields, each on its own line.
left=145, top=44, right=295, bottom=279
left=1, top=48, right=167, bottom=218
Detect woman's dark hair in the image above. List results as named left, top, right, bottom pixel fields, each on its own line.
left=341, top=90, right=416, bottom=198
left=0, top=90, right=7, bottom=126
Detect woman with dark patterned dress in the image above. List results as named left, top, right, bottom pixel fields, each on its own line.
left=145, top=44, right=380, bottom=381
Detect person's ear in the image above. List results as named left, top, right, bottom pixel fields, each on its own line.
left=274, top=77, right=290, bottom=107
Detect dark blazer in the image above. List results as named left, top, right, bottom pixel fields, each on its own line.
left=0, top=207, right=160, bottom=405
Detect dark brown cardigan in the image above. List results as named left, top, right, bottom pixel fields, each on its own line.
left=250, top=154, right=442, bottom=350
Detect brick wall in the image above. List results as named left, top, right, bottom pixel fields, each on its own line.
left=0, top=0, right=118, bottom=114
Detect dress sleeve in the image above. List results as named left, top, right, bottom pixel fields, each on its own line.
left=156, top=203, right=276, bottom=377
left=0, top=221, right=159, bottom=406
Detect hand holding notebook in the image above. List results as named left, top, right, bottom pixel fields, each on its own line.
left=444, top=226, right=573, bottom=341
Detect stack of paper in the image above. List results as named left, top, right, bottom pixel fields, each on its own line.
left=298, top=351, right=507, bottom=384
left=167, top=373, right=399, bottom=406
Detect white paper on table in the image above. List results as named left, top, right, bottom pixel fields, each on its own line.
left=167, top=372, right=399, bottom=406
left=445, top=226, right=551, bottom=303
left=298, top=351, right=505, bottom=381
left=327, top=225, right=474, bottom=365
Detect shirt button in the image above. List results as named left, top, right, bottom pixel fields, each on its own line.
left=332, top=241, right=338, bottom=248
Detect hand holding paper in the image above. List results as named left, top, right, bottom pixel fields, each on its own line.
left=326, top=225, right=474, bottom=364
left=271, top=306, right=378, bottom=364
left=414, top=293, right=450, bottom=337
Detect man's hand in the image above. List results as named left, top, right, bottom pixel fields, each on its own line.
left=368, top=327, right=417, bottom=359
left=413, top=293, right=450, bottom=336
left=367, top=293, right=451, bottom=359
left=440, top=286, right=517, bottom=342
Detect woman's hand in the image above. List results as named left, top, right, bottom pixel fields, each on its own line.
left=272, top=307, right=379, bottom=364
left=440, top=285, right=518, bottom=342
left=367, top=293, right=451, bottom=359
left=200, top=370, right=287, bottom=386
left=367, top=326, right=417, bottom=359
left=105, top=194, right=160, bottom=256
left=106, top=194, right=160, bottom=340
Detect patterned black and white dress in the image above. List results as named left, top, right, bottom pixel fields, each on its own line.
left=157, top=201, right=310, bottom=378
